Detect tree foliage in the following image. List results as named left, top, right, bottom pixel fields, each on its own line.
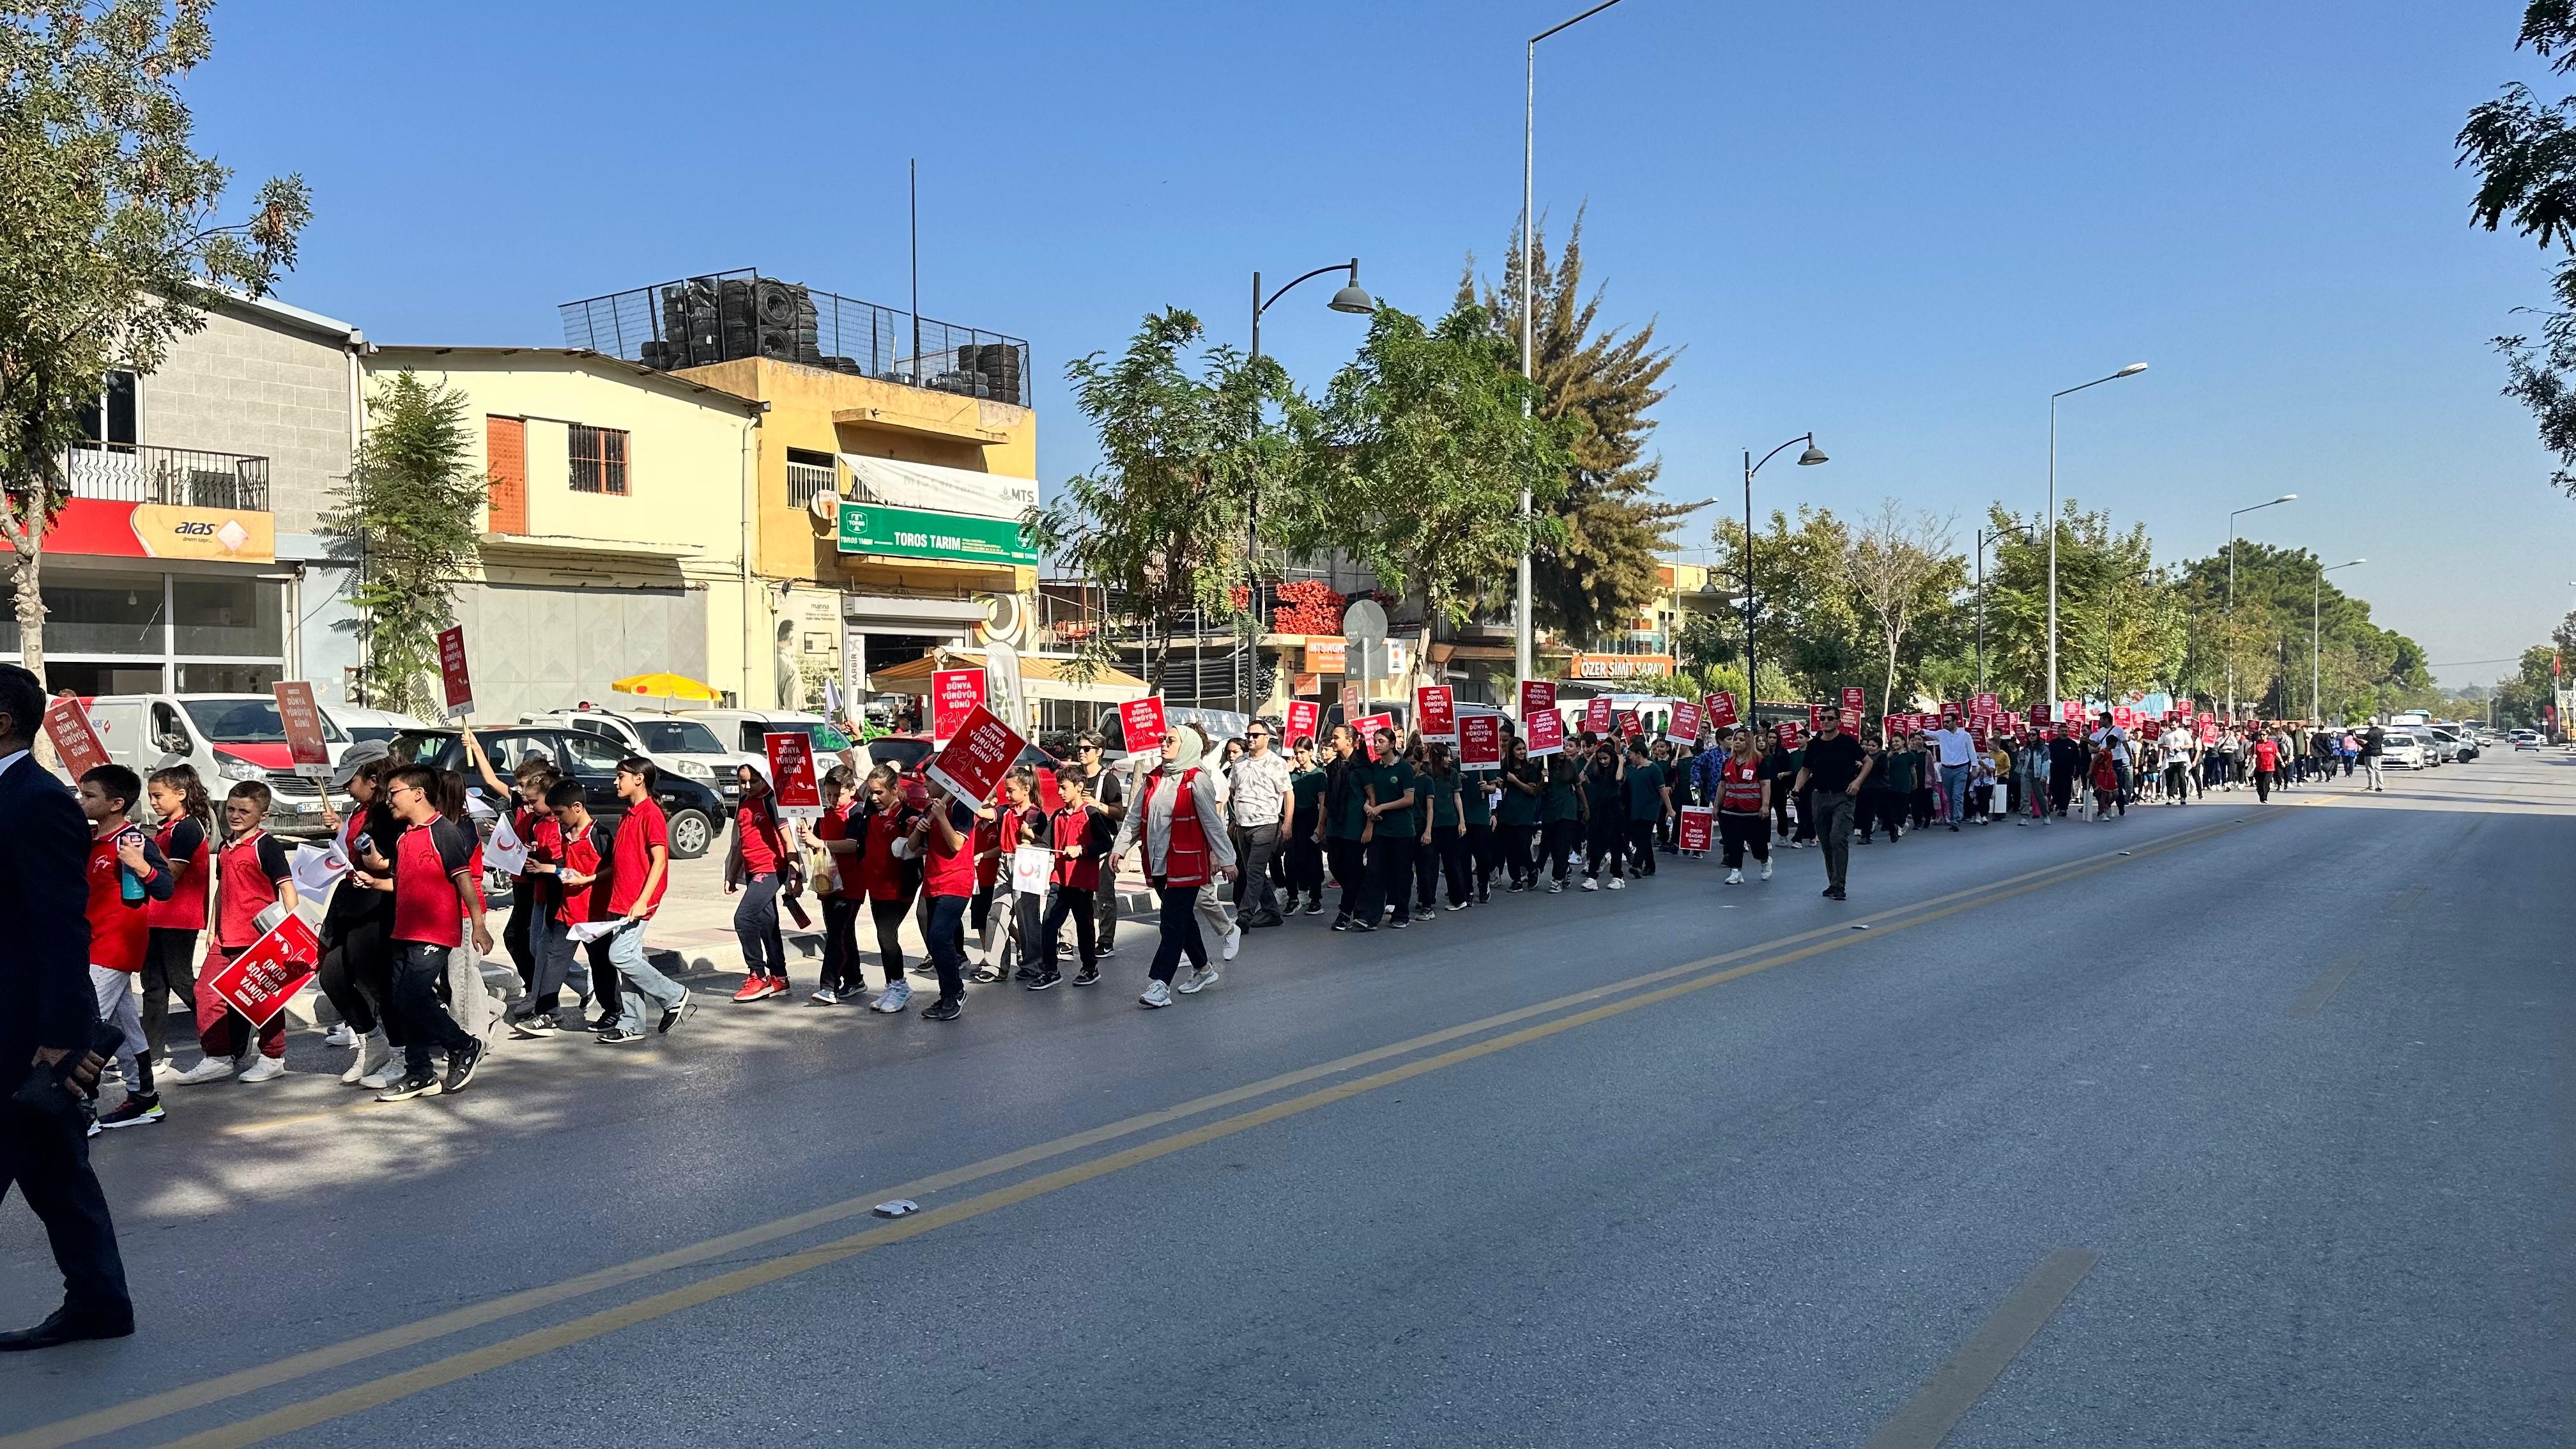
left=1712, top=505, right=1866, bottom=702
left=321, top=373, right=484, bottom=715
left=2458, top=0, right=2576, bottom=496
left=2170, top=542, right=2429, bottom=721
left=1459, top=209, right=1690, bottom=645
left=1840, top=501, right=1966, bottom=719
left=0, top=0, right=310, bottom=683
left=1975, top=502, right=2177, bottom=711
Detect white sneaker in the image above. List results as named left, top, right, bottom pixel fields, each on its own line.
left=1547, top=880, right=1564, bottom=894
left=1606, top=877, right=1626, bottom=890
left=323, top=1023, right=357, bottom=1048
left=1581, top=878, right=1600, bottom=893
left=236, top=1055, right=286, bottom=1084
left=1177, top=965, right=1220, bottom=995
left=1138, top=979, right=1173, bottom=1009
left=1760, top=860, right=1774, bottom=881
left=358, top=1055, right=408, bottom=1090
left=171, top=1056, right=236, bottom=1086
left=871, top=979, right=912, bottom=1013
left=1725, top=869, right=1744, bottom=885
left=1220, top=924, right=1243, bottom=962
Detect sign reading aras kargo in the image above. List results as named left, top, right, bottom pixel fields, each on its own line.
left=1415, top=685, right=1457, bottom=743
left=203, top=912, right=321, bottom=1029
left=1459, top=712, right=1502, bottom=768
left=763, top=731, right=822, bottom=816
left=1666, top=700, right=1703, bottom=746
left=1350, top=712, right=1395, bottom=760
left=1705, top=691, right=1738, bottom=728
left=924, top=703, right=1027, bottom=805
left=1284, top=699, right=1321, bottom=749
left=272, top=681, right=332, bottom=779
left=930, top=668, right=986, bottom=748
left=437, top=626, right=473, bottom=717
left=1676, top=806, right=1713, bottom=854
left=42, top=697, right=109, bottom=781
left=1118, top=695, right=1168, bottom=755
left=1524, top=705, right=1565, bottom=758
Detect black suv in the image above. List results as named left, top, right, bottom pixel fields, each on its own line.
left=389, top=726, right=726, bottom=860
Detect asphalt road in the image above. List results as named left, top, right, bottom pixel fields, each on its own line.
left=4, top=749, right=2568, bottom=1448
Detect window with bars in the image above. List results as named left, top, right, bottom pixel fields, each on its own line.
left=569, top=424, right=629, bottom=494
left=785, top=447, right=837, bottom=510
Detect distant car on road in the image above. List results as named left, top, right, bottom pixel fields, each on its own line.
left=2379, top=731, right=2429, bottom=770
left=2512, top=728, right=2542, bottom=751
left=2425, top=724, right=2467, bottom=763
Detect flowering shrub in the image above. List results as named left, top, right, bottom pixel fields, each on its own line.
left=1271, top=579, right=1346, bottom=635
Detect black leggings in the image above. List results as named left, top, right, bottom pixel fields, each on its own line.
left=1625, top=821, right=1657, bottom=876
left=1328, top=838, right=1368, bottom=923
left=1435, top=828, right=1473, bottom=905
left=141, top=927, right=200, bottom=1058
left=1464, top=822, right=1496, bottom=894
left=870, top=892, right=914, bottom=987
left=1543, top=818, right=1581, bottom=882
left=316, top=907, right=390, bottom=1037
left=1285, top=833, right=1324, bottom=898
left=1586, top=815, right=1627, bottom=879
left=819, top=894, right=863, bottom=992
left=1354, top=834, right=1413, bottom=924
left=1498, top=822, right=1536, bottom=884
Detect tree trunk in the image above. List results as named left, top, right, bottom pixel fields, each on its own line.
left=1882, top=634, right=1898, bottom=725
left=9, top=525, right=43, bottom=688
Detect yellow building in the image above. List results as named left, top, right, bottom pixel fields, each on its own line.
left=364, top=346, right=767, bottom=719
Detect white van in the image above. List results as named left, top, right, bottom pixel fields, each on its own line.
left=82, top=693, right=353, bottom=832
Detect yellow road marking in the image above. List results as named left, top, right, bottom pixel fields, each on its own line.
left=12, top=816, right=2263, bottom=1449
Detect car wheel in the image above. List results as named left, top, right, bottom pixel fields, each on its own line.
left=666, top=808, right=714, bottom=860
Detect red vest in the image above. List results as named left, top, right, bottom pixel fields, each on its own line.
left=215, top=829, right=281, bottom=949
left=86, top=834, right=148, bottom=972
left=1144, top=769, right=1211, bottom=888
left=146, top=816, right=210, bottom=931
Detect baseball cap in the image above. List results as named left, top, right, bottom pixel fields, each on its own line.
left=330, top=739, right=391, bottom=788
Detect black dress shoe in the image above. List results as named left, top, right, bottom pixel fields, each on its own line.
left=0, top=1305, right=134, bottom=1351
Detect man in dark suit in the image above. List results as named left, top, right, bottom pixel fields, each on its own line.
left=0, top=663, right=133, bottom=1349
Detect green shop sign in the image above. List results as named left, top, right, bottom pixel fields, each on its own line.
left=836, top=502, right=1036, bottom=566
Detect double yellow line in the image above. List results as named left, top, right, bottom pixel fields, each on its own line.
left=8, top=814, right=2263, bottom=1449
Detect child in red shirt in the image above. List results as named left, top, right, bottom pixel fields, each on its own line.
left=1031, top=763, right=1110, bottom=988
left=171, top=782, right=298, bottom=1085
left=77, top=765, right=173, bottom=1128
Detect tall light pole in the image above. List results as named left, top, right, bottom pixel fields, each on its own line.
left=1974, top=521, right=2033, bottom=694
left=2046, top=363, right=2148, bottom=716
left=1243, top=260, right=1373, bottom=710
left=2313, top=557, right=2365, bottom=724
left=1741, top=434, right=1828, bottom=725
left=1517, top=0, right=1629, bottom=686
left=2224, top=493, right=2297, bottom=719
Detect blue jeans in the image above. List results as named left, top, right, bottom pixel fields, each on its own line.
left=525, top=911, right=578, bottom=1016
left=608, top=919, right=686, bottom=1034
left=1940, top=763, right=1971, bottom=824
left=923, top=893, right=970, bottom=1006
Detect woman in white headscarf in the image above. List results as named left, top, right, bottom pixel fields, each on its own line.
left=1107, top=726, right=1238, bottom=1008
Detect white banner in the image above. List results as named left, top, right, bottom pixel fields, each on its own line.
left=839, top=454, right=1038, bottom=522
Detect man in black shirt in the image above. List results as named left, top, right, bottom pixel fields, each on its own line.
left=2046, top=728, right=2086, bottom=818
left=1790, top=712, right=1871, bottom=901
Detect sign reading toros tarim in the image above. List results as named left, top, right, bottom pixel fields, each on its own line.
left=837, top=502, right=1037, bottom=566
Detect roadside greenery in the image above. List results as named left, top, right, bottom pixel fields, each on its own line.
left=322, top=373, right=484, bottom=715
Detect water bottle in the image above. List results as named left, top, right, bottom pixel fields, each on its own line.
left=117, top=828, right=146, bottom=905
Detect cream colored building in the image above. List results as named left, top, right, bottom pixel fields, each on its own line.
left=364, top=346, right=767, bottom=719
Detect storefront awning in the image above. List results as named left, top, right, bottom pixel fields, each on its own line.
left=867, top=650, right=1150, bottom=705
left=836, top=455, right=1037, bottom=523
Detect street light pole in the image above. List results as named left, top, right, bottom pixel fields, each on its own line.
left=2046, top=363, right=2149, bottom=717
left=1518, top=0, right=1629, bottom=687
left=2313, top=558, right=2365, bottom=723
left=1242, top=260, right=1374, bottom=710
left=1741, top=434, right=1828, bottom=726
left=2223, top=493, right=2298, bottom=719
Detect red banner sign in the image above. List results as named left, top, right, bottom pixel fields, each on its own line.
left=1776, top=719, right=1804, bottom=748
left=437, top=626, right=473, bottom=717
left=1459, top=712, right=1502, bottom=768
left=1841, top=687, right=1867, bottom=718
left=1676, top=806, right=1713, bottom=853
left=763, top=731, right=822, bottom=812
left=204, top=912, right=322, bottom=1029
left=1974, top=691, right=1999, bottom=715
left=1415, top=685, right=1457, bottom=743
left=1808, top=703, right=1827, bottom=733
left=1284, top=699, right=1321, bottom=749
left=924, top=703, right=1027, bottom=806
left=1519, top=678, right=1556, bottom=723
left=1584, top=697, right=1614, bottom=735
left=2062, top=700, right=2085, bottom=724
left=1118, top=695, right=1167, bottom=756
left=1705, top=691, right=1738, bottom=728
left=42, top=697, right=109, bottom=781
left=1524, top=707, right=1565, bottom=758
left=1614, top=708, right=1642, bottom=740
left=931, top=669, right=987, bottom=747
left=1351, top=712, right=1394, bottom=761
left=1666, top=700, right=1703, bottom=746
left=272, top=680, right=330, bottom=775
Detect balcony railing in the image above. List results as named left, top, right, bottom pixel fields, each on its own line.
left=63, top=443, right=272, bottom=512
left=560, top=269, right=1031, bottom=407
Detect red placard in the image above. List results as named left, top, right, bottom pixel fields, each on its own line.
left=437, top=626, right=473, bottom=717
left=1583, top=696, right=1614, bottom=735
left=1415, top=685, right=1457, bottom=743
left=1518, top=678, right=1556, bottom=723
left=272, top=680, right=330, bottom=775
left=1676, top=806, right=1713, bottom=853
left=1974, top=691, right=1999, bottom=715
left=1666, top=700, right=1704, bottom=746
left=1524, top=707, right=1565, bottom=758
left=1841, top=687, right=1866, bottom=718
left=2178, top=699, right=2196, bottom=718
left=930, top=669, right=987, bottom=747
left=1459, top=712, right=1502, bottom=767
left=1840, top=707, right=1863, bottom=732
left=1614, top=708, right=1642, bottom=740
left=763, top=731, right=822, bottom=813
left=924, top=703, right=1027, bottom=806
left=1940, top=700, right=1964, bottom=724
left=1807, top=703, right=1827, bottom=733
left=1118, top=695, right=1168, bottom=756
left=1338, top=682, right=1360, bottom=710
left=203, top=912, right=321, bottom=1029
left=2062, top=700, right=2085, bottom=724
left=42, top=697, right=109, bottom=781
left=2112, top=705, right=2135, bottom=730
left=1284, top=699, right=1321, bottom=749
left=1775, top=719, right=1804, bottom=748
left=1705, top=691, right=1738, bottom=728
left=1351, top=712, right=1395, bottom=760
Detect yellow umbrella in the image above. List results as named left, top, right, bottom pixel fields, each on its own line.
left=611, top=672, right=723, bottom=703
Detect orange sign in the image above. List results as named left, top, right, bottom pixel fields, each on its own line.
left=1305, top=639, right=1347, bottom=673
left=1568, top=652, right=1676, bottom=681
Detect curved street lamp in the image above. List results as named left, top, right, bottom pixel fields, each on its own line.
left=2046, top=362, right=2149, bottom=714
left=2223, top=492, right=2298, bottom=717
left=1241, top=259, right=1373, bottom=709
left=1741, top=434, right=1828, bottom=726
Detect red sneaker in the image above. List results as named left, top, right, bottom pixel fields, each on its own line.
left=731, top=977, right=776, bottom=1002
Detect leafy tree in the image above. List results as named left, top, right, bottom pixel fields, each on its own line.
left=1459, top=210, right=1691, bottom=644
left=2492, top=642, right=2561, bottom=726
left=1, top=0, right=310, bottom=684
left=1030, top=309, right=1305, bottom=687
left=2172, top=542, right=2428, bottom=719
left=1839, top=500, right=1966, bottom=719
left=1711, top=505, right=1866, bottom=703
left=321, top=373, right=484, bottom=714
left=2458, top=1, right=2576, bottom=496
left=1977, top=502, right=2170, bottom=711
left=1292, top=303, right=1567, bottom=689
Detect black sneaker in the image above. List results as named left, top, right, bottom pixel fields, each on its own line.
left=1506, top=880, right=1526, bottom=893
left=1331, top=917, right=1352, bottom=931
left=374, top=1072, right=443, bottom=1102
left=507, top=1014, right=558, bottom=1039
left=442, top=1042, right=483, bottom=1095
left=658, top=992, right=698, bottom=1035
left=1095, top=945, right=1119, bottom=959
left=1348, top=920, right=1377, bottom=933
left=921, top=998, right=963, bottom=1022
left=97, top=1095, right=164, bottom=1130
left=1014, top=964, right=1043, bottom=982
left=1825, top=887, right=1848, bottom=901
left=595, top=1027, right=644, bottom=1045
left=1072, top=965, right=1101, bottom=986
left=1301, top=897, right=1323, bottom=916
left=969, top=966, right=1002, bottom=985
left=1027, top=970, right=1063, bottom=991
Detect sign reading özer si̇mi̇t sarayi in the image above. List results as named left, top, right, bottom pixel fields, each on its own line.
left=838, top=502, right=1037, bottom=567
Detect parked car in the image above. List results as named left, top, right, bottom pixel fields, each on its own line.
left=2424, top=724, right=2468, bottom=763
left=682, top=709, right=855, bottom=759
left=390, top=726, right=726, bottom=860
left=330, top=705, right=435, bottom=744
left=82, top=693, right=352, bottom=834
left=2378, top=730, right=2429, bottom=770
left=521, top=708, right=750, bottom=808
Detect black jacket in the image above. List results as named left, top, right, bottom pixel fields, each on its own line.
left=0, top=756, right=98, bottom=1095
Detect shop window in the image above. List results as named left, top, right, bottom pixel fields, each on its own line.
left=175, top=663, right=282, bottom=693
left=40, top=572, right=162, bottom=654
left=173, top=576, right=283, bottom=657
left=571, top=424, right=629, bottom=495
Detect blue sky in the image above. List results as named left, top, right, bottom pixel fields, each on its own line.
left=192, top=0, right=2572, bottom=686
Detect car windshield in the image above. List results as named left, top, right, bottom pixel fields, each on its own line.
left=183, top=698, right=349, bottom=745
left=634, top=720, right=724, bottom=754
left=869, top=739, right=933, bottom=772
